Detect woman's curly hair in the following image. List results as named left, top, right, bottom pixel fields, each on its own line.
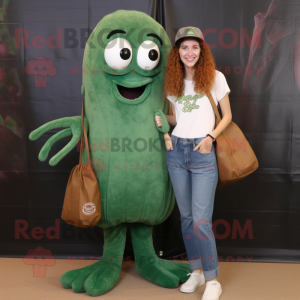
left=164, top=38, right=216, bottom=98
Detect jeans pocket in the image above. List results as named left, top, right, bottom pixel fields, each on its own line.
left=198, top=145, right=214, bottom=155
left=198, top=149, right=212, bottom=155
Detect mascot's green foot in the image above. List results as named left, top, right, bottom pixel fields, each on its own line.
left=60, top=261, right=102, bottom=292
left=83, top=258, right=122, bottom=296
left=60, top=223, right=127, bottom=296
left=130, top=223, right=192, bottom=288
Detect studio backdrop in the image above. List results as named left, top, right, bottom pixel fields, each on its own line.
left=0, top=0, right=299, bottom=263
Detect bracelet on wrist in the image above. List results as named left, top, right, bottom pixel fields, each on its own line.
left=206, top=134, right=216, bottom=141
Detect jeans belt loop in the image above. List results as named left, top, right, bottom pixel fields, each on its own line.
left=172, top=136, right=178, bottom=148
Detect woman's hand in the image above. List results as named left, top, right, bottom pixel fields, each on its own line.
left=164, top=133, right=173, bottom=151
left=154, top=115, right=162, bottom=127
left=193, top=137, right=213, bottom=153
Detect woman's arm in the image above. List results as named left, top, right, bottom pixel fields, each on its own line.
left=165, top=102, right=177, bottom=126
left=193, top=92, right=232, bottom=153
left=209, top=92, right=232, bottom=139
left=152, top=101, right=176, bottom=150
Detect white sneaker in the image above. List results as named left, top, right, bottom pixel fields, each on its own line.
left=202, top=280, right=222, bottom=300
left=180, top=272, right=205, bottom=293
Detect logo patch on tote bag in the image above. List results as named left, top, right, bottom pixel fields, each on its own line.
left=82, top=202, right=97, bottom=216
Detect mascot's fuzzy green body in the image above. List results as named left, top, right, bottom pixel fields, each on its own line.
left=29, top=10, right=192, bottom=296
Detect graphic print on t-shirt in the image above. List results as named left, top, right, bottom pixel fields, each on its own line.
left=175, top=93, right=205, bottom=112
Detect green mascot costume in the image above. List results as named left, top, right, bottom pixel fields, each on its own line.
left=29, top=10, right=192, bottom=296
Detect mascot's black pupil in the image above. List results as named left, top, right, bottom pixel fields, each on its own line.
left=149, top=49, right=158, bottom=61
left=120, top=48, right=131, bottom=60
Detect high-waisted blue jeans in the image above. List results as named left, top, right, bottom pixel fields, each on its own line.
left=166, top=134, right=219, bottom=281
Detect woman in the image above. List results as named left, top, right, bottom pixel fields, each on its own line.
left=155, top=27, right=232, bottom=300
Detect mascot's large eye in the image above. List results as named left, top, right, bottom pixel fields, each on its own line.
left=137, top=40, right=160, bottom=70
left=104, top=38, right=132, bottom=69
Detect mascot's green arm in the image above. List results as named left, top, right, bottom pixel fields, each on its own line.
left=154, top=110, right=170, bottom=134
left=29, top=116, right=89, bottom=166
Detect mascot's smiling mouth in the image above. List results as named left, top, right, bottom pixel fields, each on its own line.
left=117, top=84, right=146, bottom=100
left=112, top=77, right=153, bottom=105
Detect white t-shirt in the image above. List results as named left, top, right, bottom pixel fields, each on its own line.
left=167, top=70, right=230, bottom=138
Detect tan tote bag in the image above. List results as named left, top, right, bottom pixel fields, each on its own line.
left=207, top=92, right=259, bottom=188
left=61, top=96, right=101, bottom=228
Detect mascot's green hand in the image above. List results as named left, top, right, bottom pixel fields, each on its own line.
left=29, top=116, right=89, bottom=166
left=154, top=110, right=170, bottom=133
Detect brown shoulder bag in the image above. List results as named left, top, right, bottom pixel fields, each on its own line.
left=61, top=96, right=101, bottom=227
left=207, top=92, right=259, bottom=188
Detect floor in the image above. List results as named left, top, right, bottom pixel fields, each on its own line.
left=1, top=257, right=299, bottom=300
